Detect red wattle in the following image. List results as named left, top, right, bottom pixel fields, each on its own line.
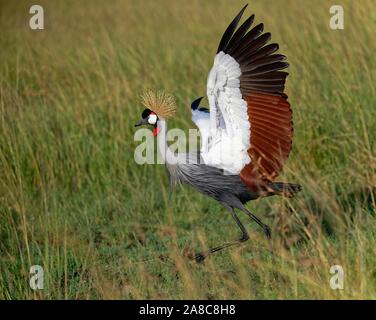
left=152, top=127, right=160, bottom=137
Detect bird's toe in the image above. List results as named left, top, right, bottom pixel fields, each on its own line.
left=193, top=253, right=206, bottom=263
left=264, top=226, right=272, bottom=239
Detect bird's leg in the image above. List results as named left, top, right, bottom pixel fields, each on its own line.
left=238, top=205, right=271, bottom=239
left=193, top=207, right=249, bottom=263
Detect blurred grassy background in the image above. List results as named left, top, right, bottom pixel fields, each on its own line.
left=0, top=0, right=375, bottom=299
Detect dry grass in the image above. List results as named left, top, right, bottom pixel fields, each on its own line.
left=0, top=0, right=375, bottom=299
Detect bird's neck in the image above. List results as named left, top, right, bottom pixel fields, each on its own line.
left=157, top=119, right=175, bottom=165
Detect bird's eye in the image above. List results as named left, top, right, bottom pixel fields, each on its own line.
left=148, top=114, right=158, bottom=125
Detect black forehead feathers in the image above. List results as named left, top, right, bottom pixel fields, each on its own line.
left=142, top=108, right=152, bottom=119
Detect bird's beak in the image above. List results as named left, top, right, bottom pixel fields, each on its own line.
left=135, top=118, right=148, bottom=127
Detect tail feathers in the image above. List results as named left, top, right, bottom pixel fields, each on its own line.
left=266, top=182, right=302, bottom=198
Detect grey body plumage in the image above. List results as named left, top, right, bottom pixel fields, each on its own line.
left=168, top=153, right=259, bottom=204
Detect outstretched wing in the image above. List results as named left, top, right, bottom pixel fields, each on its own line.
left=205, top=4, right=293, bottom=191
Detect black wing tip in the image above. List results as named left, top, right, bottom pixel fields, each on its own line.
left=237, top=4, right=249, bottom=16
left=241, top=3, right=249, bottom=11
left=214, top=4, right=289, bottom=99
left=263, top=32, right=272, bottom=41
left=217, top=4, right=249, bottom=53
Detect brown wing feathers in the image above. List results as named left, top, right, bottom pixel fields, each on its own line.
left=218, top=5, right=293, bottom=191
left=242, top=93, right=293, bottom=190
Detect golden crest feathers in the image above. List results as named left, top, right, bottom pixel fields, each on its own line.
left=141, top=90, right=177, bottom=119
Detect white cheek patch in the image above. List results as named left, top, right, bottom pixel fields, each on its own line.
left=148, top=114, right=157, bottom=125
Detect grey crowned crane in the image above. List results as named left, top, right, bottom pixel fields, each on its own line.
left=135, top=5, right=301, bottom=262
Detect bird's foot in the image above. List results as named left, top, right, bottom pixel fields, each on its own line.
left=188, top=252, right=206, bottom=263
left=263, top=225, right=272, bottom=239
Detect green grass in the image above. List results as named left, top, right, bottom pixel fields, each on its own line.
left=0, top=0, right=375, bottom=299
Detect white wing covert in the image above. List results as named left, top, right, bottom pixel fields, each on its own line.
left=204, top=52, right=251, bottom=174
